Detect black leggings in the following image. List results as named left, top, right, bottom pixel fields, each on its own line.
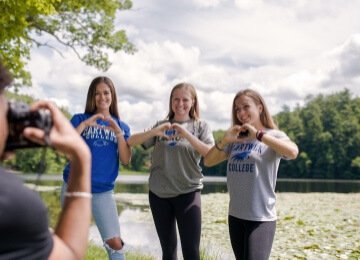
left=149, top=190, right=201, bottom=260
left=228, top=215, right=276, bottom=260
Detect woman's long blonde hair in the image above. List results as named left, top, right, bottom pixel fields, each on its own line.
left=166, top=83, right=200, bottom=120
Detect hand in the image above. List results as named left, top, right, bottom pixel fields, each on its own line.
left=102, top=116, right=123, bottom=135
left=222, top=124, right=257, bottom=144
left=85, top=113, right=106, bottom=128
left=153, top=122, right=172, bottom=139
left=22, top=101, right=89, bottom=158
left=171, top=123, right=189, bottom=139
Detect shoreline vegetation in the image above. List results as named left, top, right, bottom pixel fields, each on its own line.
left=39, top=186, right=360, bottom=260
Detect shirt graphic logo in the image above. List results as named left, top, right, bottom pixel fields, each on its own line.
left=93, top=140, right=109, bottom=147
left=231, top=151, right=251, bottom=161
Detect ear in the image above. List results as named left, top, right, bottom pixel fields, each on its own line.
left=258, top=104, right=263, bottom=114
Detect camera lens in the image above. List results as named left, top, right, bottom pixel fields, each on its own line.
left=5, top=101, right=52, bottom=150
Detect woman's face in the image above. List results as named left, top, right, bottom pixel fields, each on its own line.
left=234, top=94, right=262, bottom=125
left=171, top=87, right=193, bottom=121
left=95, top=82, right=112, bottom=113
left=0, top=95, right=9, bottom=156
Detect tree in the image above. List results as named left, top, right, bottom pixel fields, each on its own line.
left=0, top=0, right=135, bottom=87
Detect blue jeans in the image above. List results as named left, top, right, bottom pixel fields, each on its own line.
left=61, top=183, right=125, bottom=260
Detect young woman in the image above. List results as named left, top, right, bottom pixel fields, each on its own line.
left=0, top=61, right=92, bottom=259
left=204, top=89, right=298, bottom=260
left=62, top=76, right=131, bottom=260
left=127, top=83, right=214, bottom=260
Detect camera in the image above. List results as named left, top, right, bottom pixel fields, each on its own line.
left=5, top=101, right=53, bottom=151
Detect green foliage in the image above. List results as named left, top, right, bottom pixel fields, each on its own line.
left=276, top=89, right=360, bottom=179
left=0, top=0, right=135, bottom=87
left=128, top=146, right=151, bottom=172
left=39, top=190, right=61, bottom=229
left=85, top=244, right=108, bottom=260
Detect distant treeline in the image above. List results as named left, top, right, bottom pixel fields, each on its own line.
left=2, top=89, right=360, bottom=179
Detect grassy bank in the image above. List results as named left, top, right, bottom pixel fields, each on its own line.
left=40, top=191, right=360, bottom=259
left=116, top=192, right=360, bottom=260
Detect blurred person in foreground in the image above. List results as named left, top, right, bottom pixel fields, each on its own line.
left=0, top=60, right=92, bottom=259
left=204, top=89, right=298, bottom=260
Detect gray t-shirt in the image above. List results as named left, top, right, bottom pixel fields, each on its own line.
left=225, top=129, right=290, bottom=221
left=142, top=119, right=214, bottom=198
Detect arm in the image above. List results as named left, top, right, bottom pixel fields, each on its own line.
left=261, top=134, right=298, bottom=159
left=203, top=126, right=241, bottom=167
left=23, top=101, right=91, bottom=260
left=74, top=113, right=104, bottom=134
left=203, top=145, right=228, bottom=166
left=127, top=122, right=171, bottom=147
left=116, top=132, right=132, bottom=165
left=239, top=123, right=299, bottom=159
left=172, top=122, right=213, bottom=157
left=103, top=116, right=132, bottom=165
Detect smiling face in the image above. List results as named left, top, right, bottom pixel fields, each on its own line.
left=234, top=94, right=263, bottom=128
left=171, top=87, right=194, bottom=121
left=95, top=82, right=112, bottom=115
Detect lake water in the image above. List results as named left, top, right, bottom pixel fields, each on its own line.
left=21, top=173, right=360, bottom=193
left=114, top=176, right=360, bottom=194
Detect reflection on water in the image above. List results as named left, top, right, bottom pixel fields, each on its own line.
left=89, top=208, right=164, bottom=258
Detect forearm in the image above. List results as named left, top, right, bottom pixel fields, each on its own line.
left=203, top=140, right=228, bottom=166
left=127, top=129, right=156, bottom=146
left=185, top=132, right=213, bottom=157
left=117, top=133, right=132, bottom=164
left=54, top=146, right=91, bottom=259
left=75, top=121, right=87, bottom=135
left=261, top=134, right=299, bottom=159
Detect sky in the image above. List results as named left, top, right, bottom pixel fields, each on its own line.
left=21, top=0, right=360, bottom=132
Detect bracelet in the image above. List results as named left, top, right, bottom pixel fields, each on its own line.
left=256, top=130, right=265, bottom=142
left=64, top=191, right=92, bottom=199
left=215, top=140, right=224, bottom=151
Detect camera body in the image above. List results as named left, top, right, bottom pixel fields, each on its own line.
left=5, top=101, right=53, bottom=151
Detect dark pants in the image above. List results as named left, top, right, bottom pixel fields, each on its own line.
left=228, top=215, right=276, bottom=260
left=149, top=190, right=201, bottom=260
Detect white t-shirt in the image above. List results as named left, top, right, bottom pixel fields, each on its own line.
left=225, top=129, right=290, bottom=221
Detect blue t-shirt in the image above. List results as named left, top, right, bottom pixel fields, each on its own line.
left=63, top=113, right=131, bottom=193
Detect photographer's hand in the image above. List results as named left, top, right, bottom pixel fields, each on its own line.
left=23, top=101, right=90, bottom=159
left=23, top=100, right=92, bottom=260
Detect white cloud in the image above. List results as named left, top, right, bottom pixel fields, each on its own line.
left=19, top=0, right=360, bottom=133
left=234, top=0, right=263, bottom=10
